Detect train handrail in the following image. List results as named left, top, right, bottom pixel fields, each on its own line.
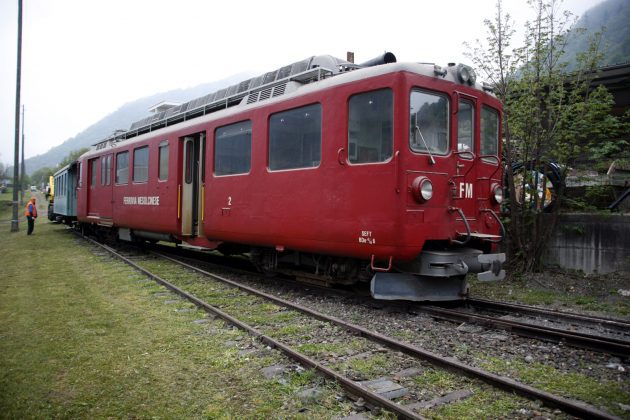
left=337, top=148, right=346, bottom=165
left=448, top=206, right=471, bottom=245
left=480, top=208, right=505, bottom=243
left=370, top=255, right=393, bottom=272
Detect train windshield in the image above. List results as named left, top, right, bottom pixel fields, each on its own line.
left=480, top=106, right=500, bottom=164
left=409, top=90, right=449, bottom=155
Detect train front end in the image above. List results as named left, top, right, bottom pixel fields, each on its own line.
left=371, top=63, right=505, bottom=301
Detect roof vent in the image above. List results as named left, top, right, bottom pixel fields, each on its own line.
left=148, top=101, right=180, bottom=114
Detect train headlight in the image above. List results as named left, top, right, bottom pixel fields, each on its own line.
left=491, top=183, right=503, bottom=204
left=457, top=64, right=477, bottom=86
left=412, top=176, right=433, bottom=203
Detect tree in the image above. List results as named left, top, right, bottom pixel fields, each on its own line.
left=0, top=161, right=8, bottom=181
left=57, top=148, right=89, bottom=170
left=467, top=0, right=621, bottom=272
left=30, top=166, right=55, bottom=187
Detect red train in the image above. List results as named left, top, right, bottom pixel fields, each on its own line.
left=72, top=52, right=505, bottom=301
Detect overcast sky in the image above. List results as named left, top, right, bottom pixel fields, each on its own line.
left=0, top=0, right=602, bottom=165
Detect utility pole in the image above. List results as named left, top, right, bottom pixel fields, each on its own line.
left=20, top=105, right=25, bottom=206
left=10, top=0, right=23, bottom=232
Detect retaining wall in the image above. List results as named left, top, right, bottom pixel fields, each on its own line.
left=546, top=213, right=630, bottom=274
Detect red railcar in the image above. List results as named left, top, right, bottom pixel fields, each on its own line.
left=75, top=53, right=505, bottom=300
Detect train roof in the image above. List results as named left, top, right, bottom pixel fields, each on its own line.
left=53, top=160, right=80, bottom=177
left=86, top=52, right=496, bottom=157
left=53, top=164, right=71, bottom=177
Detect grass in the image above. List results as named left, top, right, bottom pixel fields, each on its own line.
left=0, top=192, right=353, bottom=418
left=412, top=368, right=532, bottom=419
left=479, top=355, right=630, bottom=418
left=470, top=274, right=630, bottom=317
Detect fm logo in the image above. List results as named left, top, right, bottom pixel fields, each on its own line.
left=459, top=182, right=473, bottom=198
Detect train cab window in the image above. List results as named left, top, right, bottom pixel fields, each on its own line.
left=133, top=146, right=149, bottom=183
left=348, top=89, right=393, bottom=164
left=158, top=141, right=169, bottom=181
left=269, top=104, right=321, bottom=171
left=480, top=106, right=500, bottom=164
left=457, top=100, right=474, bottom=158
left=89, top=158, right=97, bottom=187
left=116, top=151, right=129, bottom=184
left=409, top=90, right=449, bottom=155
left=215, top=120, right=251, bottom=176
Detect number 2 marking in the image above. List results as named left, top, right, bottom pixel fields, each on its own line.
left=227, top=196, right=232, bottom=206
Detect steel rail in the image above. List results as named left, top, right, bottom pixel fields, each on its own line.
left=152, top=251, right=618, bottom=420
left=81, top=236, right=424, bottom=420
left=467, top=298, right=630, bottom=333
left=420, top=305, right=630, bottom=358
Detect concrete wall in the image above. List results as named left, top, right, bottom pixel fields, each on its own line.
left=546, top=213, right=630, bottom=274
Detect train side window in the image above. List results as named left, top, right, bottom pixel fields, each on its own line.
left=269, top=104, right=321, bottom=171
left=158, top=141, right=169, bottom=181
left=116, top=151, right=129, bottom=184
left=458, top=100, right=474, bottom=158
left=100, top=157, right=105, bottom=186
left=106, top=155, right=111, bottom=185
left=184, top=141, right=194, bottom=184
left=480, top=106, right=500, bottom=164
left=348, top=89, right=393, bottom=164
left=410, top=89, right=449, bottom=155
left=89, top=158, right=97, bottom=187
left=215, top=120, right=251, bottom=176
left=133, top=146, right=149, bottom=183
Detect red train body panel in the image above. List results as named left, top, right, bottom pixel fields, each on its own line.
left=75, top=54, right=505, bottom=300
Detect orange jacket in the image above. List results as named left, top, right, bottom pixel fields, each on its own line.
left=25, top=198, right=38, bottom=218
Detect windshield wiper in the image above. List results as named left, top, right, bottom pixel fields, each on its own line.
left=414, top=125, right=436, bottom=165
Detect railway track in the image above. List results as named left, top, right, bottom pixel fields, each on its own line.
left=163, top=242, right=630, bottom=357
left=416, top=302, right=630, bottom=358
left=79, top=233, right=620, bottom=419
left=467, top=298, right=630, bottom=335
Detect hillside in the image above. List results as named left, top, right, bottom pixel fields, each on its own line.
left=563, top=0, right=630, bottom=70
left=24, top=74, right=248, bottom=174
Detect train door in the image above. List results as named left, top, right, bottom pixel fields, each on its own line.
left=100, top=154, right=114, bottom=220
left=180, top=132, right=205, bottom=236
left=453, top=95, right=477, bottom=218
left=87, top=158, right=98, bottom=216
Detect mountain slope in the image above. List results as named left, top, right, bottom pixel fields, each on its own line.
left=563, top=0, right=630, bottom=70
left=24, top=74, right=248, bottom=174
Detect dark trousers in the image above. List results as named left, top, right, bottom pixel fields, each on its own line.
left=27, top=216, right=34, bottom=235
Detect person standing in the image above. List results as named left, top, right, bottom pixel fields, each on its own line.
left=25, top=196, right=38, bottom=235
